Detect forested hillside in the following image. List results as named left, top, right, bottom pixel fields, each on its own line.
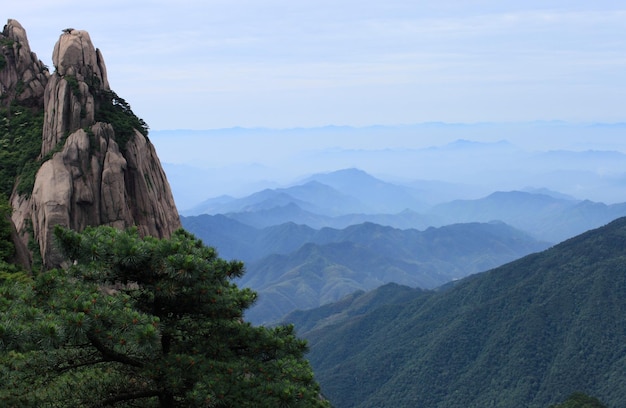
left=285, top=217, right=626, bottom=407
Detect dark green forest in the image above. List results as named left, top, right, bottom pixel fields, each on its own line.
left=550, top=392, right=607, bottom=408
left=286, top=218, right=626, bottom=407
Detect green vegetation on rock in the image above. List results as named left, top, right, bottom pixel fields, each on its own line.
left=0, top=103, right=45, bottom=197
left=94, top=88, right=149, bottom=150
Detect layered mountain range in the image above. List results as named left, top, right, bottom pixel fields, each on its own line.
left=1, top=19, right=180, bottom=268
left=183, top=215, right=550, bottom=323
left=285, top=217, right=626, bottom=407
left=184, top=168, right=626, bottom=244
left=182, top=167, right=626, bottom=324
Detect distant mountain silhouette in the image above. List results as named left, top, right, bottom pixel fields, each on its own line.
left=428, top=191, right=626, bottom=242
left=283, top=217, right=626, bottom=407
left=184, top=169, right=427, bottom=216
left=185, top=183, right=626, bottom=244
left=183, top=214, right=319, bottom=262
left=300, top=168, right=428, bottom=213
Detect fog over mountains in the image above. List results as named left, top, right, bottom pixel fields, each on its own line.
left=161, top=124, right=626, bottom=326
left=156, top=124, right=626, bottom=405
left=182, top=167, right=626, bottom=244
left=152, top=122, right=626, bottom=211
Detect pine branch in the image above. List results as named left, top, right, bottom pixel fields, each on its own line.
left=86, top=332, right=144, bottom=368
left=101, top=389, right=161, bottom=406
left=55, top=358, right=108, bottom=373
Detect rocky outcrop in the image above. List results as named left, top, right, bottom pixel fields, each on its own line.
left=42, top=28, right=107, bottom=156
left=0, top=19, right=49, bottom=107
left=30, top=124, right=180, bottom=267
left=6, top=20, right=181, bottom=269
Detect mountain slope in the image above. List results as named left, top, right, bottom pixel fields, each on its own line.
left=287, top=217, right=626, bottom=407
left=237, top=221, right=549, bottom=324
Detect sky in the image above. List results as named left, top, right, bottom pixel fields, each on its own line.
left=4, top=1, right=626, bottom=130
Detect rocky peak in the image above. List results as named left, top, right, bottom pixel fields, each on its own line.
left=42, top=28, right=111, bottom=156
left=53, top=28, right=109, bottom=87
left=6, top=20, right=181, bottom=269
left=0, top=19, right=49, bottom=108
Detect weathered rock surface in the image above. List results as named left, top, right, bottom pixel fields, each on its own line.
left=6, top=20, right=181, bottom=269
left=31, top=124, right=181, bottom=267
left=42, top=28, right=107, bottom=156
left=0, top=19, right=49, bottom=107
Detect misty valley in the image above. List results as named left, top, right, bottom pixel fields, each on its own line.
left=175, top=159, right=626, bottom=406
left=2, top=17, right=626, bottom=408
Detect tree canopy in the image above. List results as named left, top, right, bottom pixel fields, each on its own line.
left=0, top=226, right=328, bottom=407
left=549, top=392, right=607, bottom=408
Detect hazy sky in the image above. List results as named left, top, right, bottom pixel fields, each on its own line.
left=4, top=1, right=626, bottom=130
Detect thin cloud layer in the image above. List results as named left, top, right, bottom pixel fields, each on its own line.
left=4, top=1, right=626, bottom=128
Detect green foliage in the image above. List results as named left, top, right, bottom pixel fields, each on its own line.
left=0, top=38, right=14, bottom=71
left=65, top=74, right=81, bottom=97
left=0, top=195, right=14, bottom=263
left=94, top=89, right=149, bottom=150
left=0, top=103, right=45, bottom=197
left=0, top=226, right=328, bottom=407
left=14, top=80, right=24, bottom=96
left=0, top=38, right=15, bottom=48
left=549, top=392, right=607, bottom=408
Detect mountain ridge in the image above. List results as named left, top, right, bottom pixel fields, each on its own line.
left=183, top=169, right=626, bottom=243
left=285, top=217, right=626, bottom=407
left=213, top=220, right=551, bottom=324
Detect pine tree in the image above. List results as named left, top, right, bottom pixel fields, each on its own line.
left=0, top=226, right=329, bottom=407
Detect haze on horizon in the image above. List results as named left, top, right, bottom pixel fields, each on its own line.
left=5, top=1, right=626, bottom=130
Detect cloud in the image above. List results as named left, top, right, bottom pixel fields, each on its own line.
left=4, top=1, right=626, bottom=128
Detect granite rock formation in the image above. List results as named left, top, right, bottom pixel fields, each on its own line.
left=4, top=20, right=181, bottom=268
left=0, top=19, right=49, bottom=108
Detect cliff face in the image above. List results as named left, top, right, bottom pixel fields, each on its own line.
left=4, top=20, right=181, bottom=268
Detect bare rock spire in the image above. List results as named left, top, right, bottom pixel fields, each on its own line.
left=7, top=21, right=181, bottom=269
left=42, top=28, right=111, bottom=156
